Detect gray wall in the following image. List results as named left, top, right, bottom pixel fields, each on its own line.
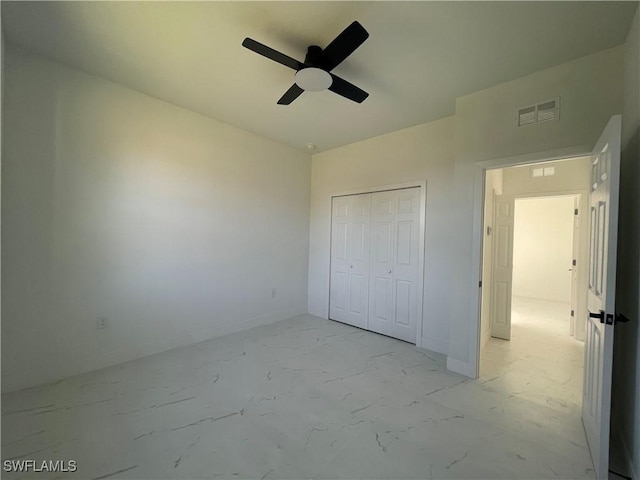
left=612, top=4, right=640, bottom=478
left=1, top=45, right=311, bottom=392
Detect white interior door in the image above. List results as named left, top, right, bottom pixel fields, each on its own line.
left=490, top=194, right=515, bottom=340
left=329, top=194, right=371, bottom=329
left=368, top=188, right=420, bottom=343
left=582, top=116, right=621, bottom=480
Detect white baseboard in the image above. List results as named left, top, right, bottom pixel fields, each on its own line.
left=446, top=356, right=477, bottom=378
left=2, top=308, right=304, bottom=393
left=421, top=335, right=448, bottom=355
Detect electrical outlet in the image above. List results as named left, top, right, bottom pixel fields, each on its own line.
left=271, top=288, right=277, bottom=298
left=97, top=317, right=108, bottom=329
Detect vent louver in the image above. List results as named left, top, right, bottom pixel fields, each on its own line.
left=517, top=97, right=560, bottom=126
left=537, top=100, right=559, bottom=122
left=518, top=106, right=536, bottom=127
left=531, top=165, right=556, bottom=178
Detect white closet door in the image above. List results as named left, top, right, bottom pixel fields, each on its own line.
left=368, top=188, right=420, bottom=343
left=329, top=194, right=371, bottom=329
left=368, top=191, right=395, bottom=336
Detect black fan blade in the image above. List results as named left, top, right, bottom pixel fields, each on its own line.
left=321, top=21, right=369, bottom=71
left=329, top=75, right=368, bottom=103
left=277, top=84, right=304, bottom=105
left=242, top=38, right=303, bottom=71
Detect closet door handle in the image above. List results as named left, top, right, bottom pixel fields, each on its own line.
left=388, top=269, right=392, bottom=274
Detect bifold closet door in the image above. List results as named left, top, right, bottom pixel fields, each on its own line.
left=329, top=194, right=371, bottom=329
left=368, top=188, right=420, bottom=343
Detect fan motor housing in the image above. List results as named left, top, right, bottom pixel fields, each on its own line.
left=304, top=45, right=326, bottom=69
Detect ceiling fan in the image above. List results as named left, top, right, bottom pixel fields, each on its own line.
left=242, top=21, right=369, bottom=105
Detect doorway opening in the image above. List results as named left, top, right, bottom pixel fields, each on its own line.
left=478, top=157, right=591, bottom=408
left=470, top=116, right=621, bottom=479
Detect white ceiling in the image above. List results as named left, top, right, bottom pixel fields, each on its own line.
left=2, top=1, right=637, bottom=152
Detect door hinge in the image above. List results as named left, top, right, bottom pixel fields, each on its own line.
left=572, top=259, right=577, bottom=266
left=574, top=208, right=579, bottom=215
left=571, top=310, right=575, bottom=317
left=479, top=281, right=482, bottom=288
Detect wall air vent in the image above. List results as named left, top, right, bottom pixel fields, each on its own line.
left=518, top=106, right=536, bottom=127
left=537, top=99, right=559, bottom=122
left=531, top=165, right=556, bottom=178
left=517, top=97, right=560, bottom=127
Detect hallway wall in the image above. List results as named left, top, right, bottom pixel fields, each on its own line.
left=512, top=196, right=575, bottom=303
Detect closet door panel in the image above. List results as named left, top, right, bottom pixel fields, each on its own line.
left=347, top=194, right=371, bottom=328
left=329, top=194, right=370, bottom=329
left=330, top=197, right=350, bottom=323
left=368, top=191, right=396, bottom=337
left=392, top=188, right=421, bottom=343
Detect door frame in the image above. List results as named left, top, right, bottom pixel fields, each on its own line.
left=570, top=195, right=581, bottom=338
left=485, top=190, right=588, bottom=342
left=464, top=145, right=592, bottom=378
left=328, top=180, right=427, bottom=347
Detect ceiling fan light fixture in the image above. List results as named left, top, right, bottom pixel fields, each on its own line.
left=295, top=67, right=332, bottom=91
left=242, top=21, right=369, bottom=104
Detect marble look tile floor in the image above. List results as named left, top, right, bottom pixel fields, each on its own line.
left=2, top=297, right=593, bottom=480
